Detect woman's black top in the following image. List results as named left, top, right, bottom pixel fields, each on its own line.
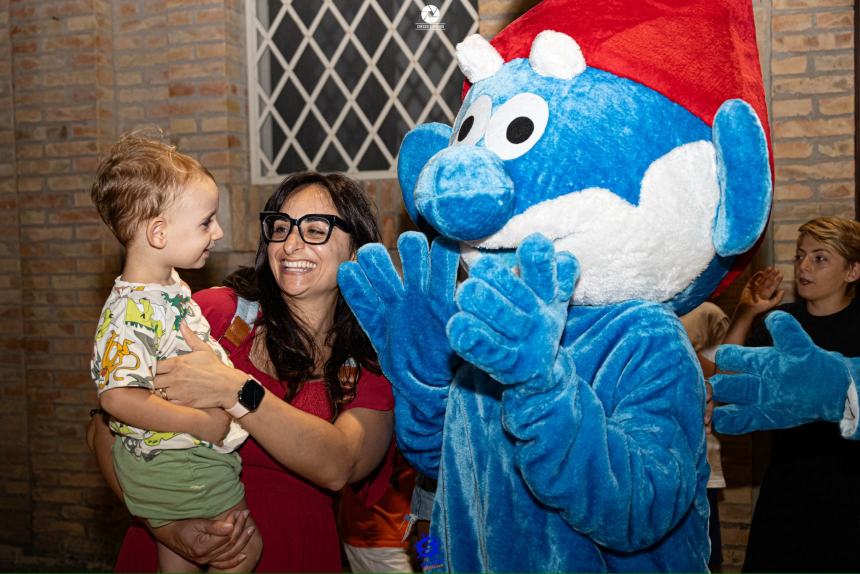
left=742, top=297, right=860, bottom=573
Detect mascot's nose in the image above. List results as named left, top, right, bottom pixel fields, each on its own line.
left=414, top=146, right=515, bottom=241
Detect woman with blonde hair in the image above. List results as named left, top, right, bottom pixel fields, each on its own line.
left=722, top=216, right=860, bottom=572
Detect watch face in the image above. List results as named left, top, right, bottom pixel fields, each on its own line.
left=239, top=378, right=265, bottom=411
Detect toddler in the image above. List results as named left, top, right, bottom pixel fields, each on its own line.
left=90, top=133, right=262, bottom=572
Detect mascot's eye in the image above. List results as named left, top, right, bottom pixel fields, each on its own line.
left=452, top=95, right=492, bottom=146
left=457, top=116, right=475, bottom=141
left=506, top=117, right=534, bottom=144
left=484, top=93, right=549, bottom=160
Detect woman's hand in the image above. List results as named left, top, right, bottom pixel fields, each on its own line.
left=724, top=267, right=785, bottom=346
left=738, top=267, right=784, bottom=316
left=87, top=409, right=125, bottom=501
left=151, top=510, right=255, bottom=570
left=154, top=322, right=245, bottom=410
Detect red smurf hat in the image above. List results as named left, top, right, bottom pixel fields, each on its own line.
left=483, top=0, right=772, bottom=296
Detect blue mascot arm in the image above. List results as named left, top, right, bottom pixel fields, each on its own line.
left=449, top=235, right=702, bottom=551
left=712, top=311, right=857, bottom=437
left=338, top=232, right=460, bottom=476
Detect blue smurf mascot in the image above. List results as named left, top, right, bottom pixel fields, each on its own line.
left=339, top=0, right=772, bottom=571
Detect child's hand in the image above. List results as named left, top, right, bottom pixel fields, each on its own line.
left=197, top=407, right=232, bottom=445
left=738, top=267, right=784, bottom=316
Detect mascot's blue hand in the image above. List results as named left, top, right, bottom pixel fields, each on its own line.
left=448, top=233, right=578, bottom=386
left=338, top=231, right=460, bottom=388
left=712, top=311, right=850, bottom=434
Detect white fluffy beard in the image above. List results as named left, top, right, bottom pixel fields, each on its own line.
left=460, top=140, right=720, bottom=305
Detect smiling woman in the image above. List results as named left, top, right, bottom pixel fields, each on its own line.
left=93, top=171, right=396, bottom=572
left=236, top=172, right=382, bottom=413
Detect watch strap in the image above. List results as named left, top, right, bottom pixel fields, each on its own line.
left=226, top=400, right=250, bottom=419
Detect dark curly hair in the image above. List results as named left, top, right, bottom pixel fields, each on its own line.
left=224, top=172, right=381, bottom=419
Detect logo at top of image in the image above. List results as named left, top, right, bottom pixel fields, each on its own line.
left=421, top=4, right=441, bottom=24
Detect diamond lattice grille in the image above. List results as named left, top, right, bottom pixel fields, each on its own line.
left=248, top=0, right=479, bottom=182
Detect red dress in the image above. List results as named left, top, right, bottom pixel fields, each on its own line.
left=113, top=287, right=394, bottom=572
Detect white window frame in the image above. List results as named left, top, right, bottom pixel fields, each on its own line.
left=246, top=0, right=478, bottom=183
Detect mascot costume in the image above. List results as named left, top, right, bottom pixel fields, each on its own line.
left=339, top=0, right=772, bottom=571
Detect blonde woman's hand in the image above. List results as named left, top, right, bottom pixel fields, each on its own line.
left=738, top=267, right=784, bottom=316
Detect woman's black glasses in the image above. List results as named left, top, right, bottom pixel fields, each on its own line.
left=260, top=211, right=352, bottom=245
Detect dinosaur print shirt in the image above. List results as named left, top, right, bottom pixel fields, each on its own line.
left=91, top=270, right=247, bottom=459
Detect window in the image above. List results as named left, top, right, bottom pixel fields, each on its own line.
left=247, top=0, right=479, bottom=182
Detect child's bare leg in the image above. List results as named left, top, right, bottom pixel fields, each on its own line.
left=208, top=499, right=262, bottom=573
left=157, top=540, right=200, bottom=573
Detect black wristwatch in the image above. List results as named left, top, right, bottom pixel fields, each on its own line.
left=225, top=377, right=265, bottom=419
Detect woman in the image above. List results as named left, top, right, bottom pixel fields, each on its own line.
left=92, top=172, right=394, bottom=571
left=723, top=216, right=860, bottom=572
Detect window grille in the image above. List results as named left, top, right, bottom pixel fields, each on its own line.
left=247, top=0, right=479, bottom=183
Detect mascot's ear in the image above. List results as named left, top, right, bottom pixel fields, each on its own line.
left=397, top=123, right=452, bottom=223
left=712, top=99, right=772, bottom=256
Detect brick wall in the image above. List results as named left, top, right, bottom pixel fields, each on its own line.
left=0, top=0, right=121, bottom=569
left=771, top=0, right=855, bottom=280
left=0, top=0, right=855, bottom=570
left=0, top=0, right=29, bottom=566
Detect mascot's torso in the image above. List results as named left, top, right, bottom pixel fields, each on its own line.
left=432, top=302, right=710, bottom=572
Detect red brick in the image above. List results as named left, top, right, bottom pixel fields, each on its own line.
left=12, top=40, right=37, bottom=54
left=818, top=95, right=853, bottom=115
left=32, top=487, right=83, bottom=504
left=73, top=226, right=108, bottom=242
left=820, top=181, right=854, bottom=198
left=196, top=7, right=225, bottom=24
left=817, top=139, right=853, bottom=157
left=773, top=31, right=853, bottom=52
left=775, top=160, right=853, bottom=181
left=816, top=11, right=853, bottom=28
left=43, top=34, right=97, bottom=51
left=773, top=74, right=852, bottom=96
left=19, top=193, right=70, bottom=208
left=118, top=15, right=165, bottom=33
left=773, top=141, right=812, bottom=159
left=199, top=81, right=228, bottom=96
left=773, top=13, right=813, bottom=32
left=774, top=116, right=853, bottom=137
left=772, top=55, right=808, bottom=75
left=49, top=209, right=101, bottom=224
left=168, top=83, right=195, bottom=97
left=168, top=25, right=224, bottom=44
left=22, top=258, right=76, bottom=273
left=38, top=1, right=94, bottom=19
left=197, top=42, right=226, bottom=59
left=774, top=0, right=852, bottom=9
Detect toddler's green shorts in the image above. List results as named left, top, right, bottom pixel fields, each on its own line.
left=112, top=436, right=244, bottom=528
